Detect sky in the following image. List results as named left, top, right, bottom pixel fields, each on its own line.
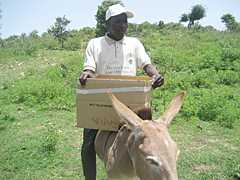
left=1, top=0, right=240, bottom=38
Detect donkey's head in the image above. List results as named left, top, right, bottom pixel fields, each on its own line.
left=109, top=92, right=186, bottom=180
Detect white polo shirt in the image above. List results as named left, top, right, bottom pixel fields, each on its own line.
left=83, top=35, right=151, bottom=76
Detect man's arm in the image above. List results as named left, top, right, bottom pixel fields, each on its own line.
left=143, top=64, right=164, bottom=89
left=134, top=39, right=164, bottom=89
left=79, top=39, right=96, bottom=86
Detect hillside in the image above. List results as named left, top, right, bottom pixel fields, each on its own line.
left=0, top=23, right=240, bottom=179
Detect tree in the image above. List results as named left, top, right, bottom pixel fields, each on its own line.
left=20, top=33, right=27, bottom=40
left=221, top=14, right=239, bottom=32
left=188, top=5, right=206, bottom=27
left=48, top=15, right=70, bottom=48
left=180, top=13, right=189, bottom=23
left=29, top=30, right=39, bottom=39
left=95, top=0, right=123, bottom=37
left=180, top=4, right=206, bottom=28
left=158, top=20, right=165, bottom=28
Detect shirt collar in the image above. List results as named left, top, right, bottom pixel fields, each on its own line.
left=105, top=33, right=126, bottom=45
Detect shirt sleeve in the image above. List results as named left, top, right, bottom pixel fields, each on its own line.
left=135, top=39, right=151, bottom=69
left=83, top=39, right=96, bottom=72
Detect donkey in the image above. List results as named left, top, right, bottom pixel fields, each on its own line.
left=95, top=91, right=186, bottom=180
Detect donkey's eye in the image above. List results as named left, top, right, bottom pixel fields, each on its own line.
left=146, top=156, right=162, bottom=166
left=134, top=131, right=145, bottom=144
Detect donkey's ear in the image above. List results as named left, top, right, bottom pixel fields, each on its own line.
left=158, top=91, right=186, bottom=127
left=109, top=93, right=142, bottom=129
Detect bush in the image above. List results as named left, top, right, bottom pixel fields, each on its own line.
left=221, top=48, right=240, bottom=62
left=199, top=49, right=221, bottom=70
left=0, top=110, right=16, bottom=131
left=197, top=93, right=220, bottom=121
left=217, top=104, right=239, bottom=129
left=181, top=89, right=201, bottom=118
left=216, top=70, right=239, bottom=85
left=3, top=36, right=39, bottom=56
left=197, top=89, right=239, bottom=128
left=65, top=37, right=82, bottom=51
left=40, top=122, right=58, bottom=154
left=217, top=47, right=240, bottom=70
left=191, top=69, right=217, bottom=88
left=7, top=66, right=74, bottom=111
left=40, top=35, right=59, bottom=50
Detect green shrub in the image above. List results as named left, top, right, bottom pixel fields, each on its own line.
left=217, top=104, right=238, bottom=129
left=65, top=37, right=82, bottom=51
left=196, top=89, right=239, bottom=128
left=0, top=114, right=16, bottom=122
left=181, top=90, right=201, bottom=118
left=40, top=122, right=58, bottom=154
left=216, top=70, right=239, bottom=85
left=197, top=93, right=220, bottom=121
left=233, top=164, right=240, bottom=179
left=3, top=37, right=38, bottom=57
left=22, top=41, right=38, bottom=56
left=191, top=69, right=217, bottom=88
left=0, top=110, right=16, bottom=131
left=40, top=35, right=59, bottom=50
left=199, top=49, right=221, bottom=70
left=7, top=67, right=74, bottom=110
left=221, top=48, right=240, bottom=62
left=217, top=48, right=240, bottom=70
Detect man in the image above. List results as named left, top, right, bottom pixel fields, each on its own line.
left=79, top=4, right=164, bottom=180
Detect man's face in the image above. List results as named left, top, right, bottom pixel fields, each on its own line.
left=108, top=13, right=128, bottom=38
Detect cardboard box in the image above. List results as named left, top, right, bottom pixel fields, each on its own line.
left=76, top=75, right=152, bottom=131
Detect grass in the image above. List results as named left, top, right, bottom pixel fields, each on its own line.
left=0, top=106, right=82, bottom=179
left=171, top=118, right=240, bottom=180
left=0, top=104, right=107, bottom=179
left=1, top=26, right=240, bottom=179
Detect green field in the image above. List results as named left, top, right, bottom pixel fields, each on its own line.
left=0, top=24, right=240, bottom=179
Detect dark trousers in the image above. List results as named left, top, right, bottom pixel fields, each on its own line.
left=81, top=128, right=98, bottom=180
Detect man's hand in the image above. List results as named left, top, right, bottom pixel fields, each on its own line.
left=79, top=70, right=95, bottom=86
left=152, top=74, right=164, bottom=89
left=143, top=64, right=164, bottom=89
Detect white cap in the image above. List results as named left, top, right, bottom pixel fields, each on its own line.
left=105, top=4, right=134, bottom=21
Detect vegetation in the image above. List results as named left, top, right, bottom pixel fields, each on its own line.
left=0, top=5, right=240, bottom=180
left=221, top=13, right=240, bottom=32
left=180, top=4, right=206, bottom=28
left=48, top=15, right=71, bottom=48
